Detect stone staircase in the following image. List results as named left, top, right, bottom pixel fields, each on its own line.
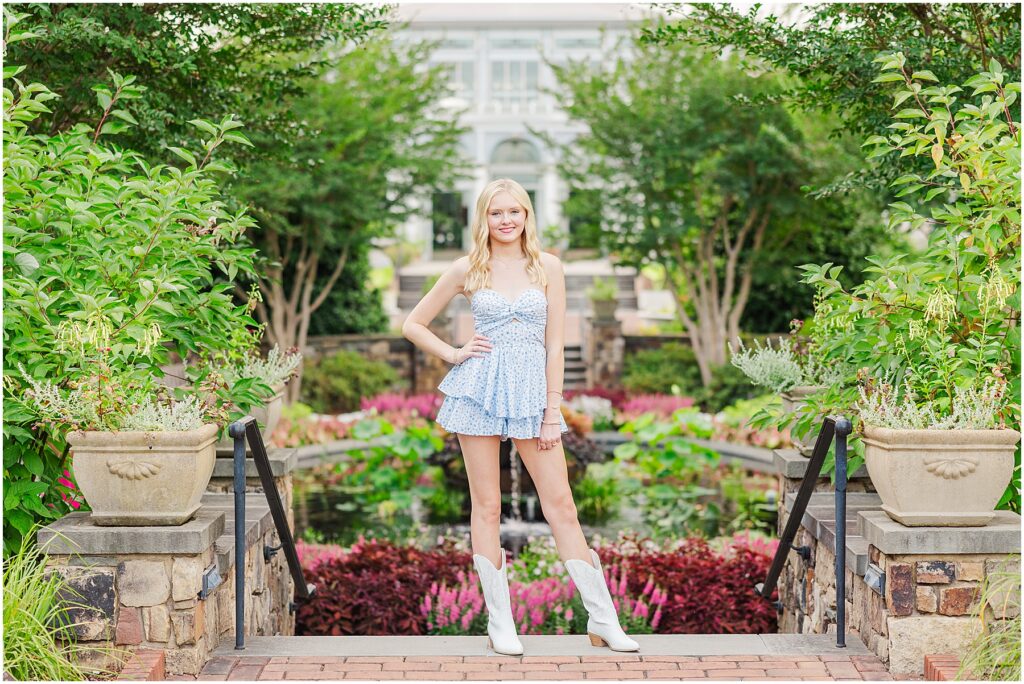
left=564, top=343, right=586, bottom=390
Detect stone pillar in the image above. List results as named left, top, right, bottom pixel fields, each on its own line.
left=771, top=457, right=1021, bottom=678
left=413, top=312, right=454, bottom=395
left=586, top=313, right=624, bottom=389
left=38, top=490, right=294, bottom=676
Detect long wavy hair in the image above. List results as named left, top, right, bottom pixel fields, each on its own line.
left=464, top=178, right=547, bottom=295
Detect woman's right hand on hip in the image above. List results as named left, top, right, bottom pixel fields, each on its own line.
left=453, top=333, right=492, bottom=364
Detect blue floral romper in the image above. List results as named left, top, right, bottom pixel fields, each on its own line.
left=435, top=287, right=571, bottom=442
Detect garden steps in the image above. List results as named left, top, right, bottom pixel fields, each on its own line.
left=212, top=633, right=871, bottom=658
left=783, top=491, right=883, bottom=577
left=190, top=635, right=902, bottom=681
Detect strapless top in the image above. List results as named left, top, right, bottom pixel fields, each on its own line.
left=436, top=288, right=550, bottom=418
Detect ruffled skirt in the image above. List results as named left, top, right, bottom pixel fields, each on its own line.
left=436, top=343, right=570, bottom=442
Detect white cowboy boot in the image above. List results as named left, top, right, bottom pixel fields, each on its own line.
left=472, top=548, right=524, bottom=656
left=565, top=549, right=640, bottom=652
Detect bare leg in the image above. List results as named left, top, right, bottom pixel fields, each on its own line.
left=458, top=433, right=503, bottom=568
left=511, top=437, right=593, bottom=566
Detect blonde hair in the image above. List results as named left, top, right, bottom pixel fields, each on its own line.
left=464, top=178, right=547, bottom=294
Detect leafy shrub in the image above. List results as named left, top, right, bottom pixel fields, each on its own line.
left=3, top=18, right=260, bottom=553
left=796, top=57, right=1021, bottom=503
left=623, top=343, right=758, bottom=412
left=300, top=349, right=400, bottom=413
left=623, top=342, right=702, bottom=395
left=295, top=537, right=472, bottom=635
left=3, top=525, right=128, bottom=679
left=602, top=536, right=777, bottom=634
left=572, top=462, right=623, bottom=525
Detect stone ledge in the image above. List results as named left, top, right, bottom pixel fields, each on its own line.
left=201, top=493, right=273, bottom=575
left=860, top=510, right=1022, bottom=555
left=212, top=447, right=297, bottom=476
left=774, top=448, right=870, bottom=479
left=38, top=508, right=225, bottom=556
left=784, top=491, right=883, bottom=576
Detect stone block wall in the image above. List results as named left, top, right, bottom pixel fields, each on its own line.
left=774, top=469, right=1020, bottom=676
left=586, top=316, right=624, bottom=389
left=42, top=494, right=294, bottom=676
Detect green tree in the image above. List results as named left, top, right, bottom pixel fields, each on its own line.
left=3, top=12, right=261, bottom=553
left=6, top=2, right=390, bottom=166
left=644, top=3, right=1021, bottom=195
left=544, top=37, right=816, bottom=386
left=232, top=36, right=468, bottom=401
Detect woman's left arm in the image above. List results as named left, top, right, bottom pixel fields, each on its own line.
left=541, top=254, right=567, bottom=445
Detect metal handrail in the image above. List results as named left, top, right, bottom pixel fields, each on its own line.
left=229, top=416, right=316, bottom=650
left=755, top=415, right=852, bottom=648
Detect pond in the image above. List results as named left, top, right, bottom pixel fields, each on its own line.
left=291, top=438, right=778, bottom=555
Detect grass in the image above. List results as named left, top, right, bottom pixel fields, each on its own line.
left=958, top=558, right=1022, bottom=681
left=3, top=524, right=130, bottom=680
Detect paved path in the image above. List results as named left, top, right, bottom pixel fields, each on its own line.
left=166, top=635, right=917, bottom=681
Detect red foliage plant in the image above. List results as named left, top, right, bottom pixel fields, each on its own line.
left=295, top=537, right=472, bottom=636
left=596, top=537, right=777, bottom=635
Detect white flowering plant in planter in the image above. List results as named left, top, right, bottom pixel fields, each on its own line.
left=857, top=376, right=1010, bottom=431
left=798, top=54, right=1021, bottom=510
left=728, top=333, right=845, bottom=395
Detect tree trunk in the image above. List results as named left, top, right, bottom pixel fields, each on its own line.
left=665, top=199, right=772, bottom=388
left=253, top=231, right=352, bottom=404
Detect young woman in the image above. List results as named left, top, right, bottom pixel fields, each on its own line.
left=402, top=178, right=639, bottom=655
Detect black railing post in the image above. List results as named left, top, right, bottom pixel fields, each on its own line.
left=757, top=416, right=836, bottom=599
left=228, top=417, right=254, bottom=651
left=834, top=416, right=852, bottom=648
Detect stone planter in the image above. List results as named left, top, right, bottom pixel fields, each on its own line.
left=67, top=423, right=218, bottom=526
left=780, top=385, right=824, bottom=456
left=591, top=298, right=617, bottom=322
left=216, top=382, right=285, bottom=450
left=862, top=424, right=1020, bottom=526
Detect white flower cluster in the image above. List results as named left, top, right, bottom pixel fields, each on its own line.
left=20, top=365, right=100, bottom=427
left=857, top=378, right=1007, bottom=430
left=728, top=338, right=806, bottom=393
left=122, top=395, right=206, bottom=432
left=221, top=344, right=302, bottom=388
left=729, top=337, right=844, bottom=393
left=566, top=394, right=614, bottom=423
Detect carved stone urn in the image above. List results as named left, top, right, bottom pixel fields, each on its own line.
left=861, top=424, right=1020, bottom=526
left=215, top=382, right=286, bottom=451
left=780, top=385, right=825, bottom=456
left=67, top=424, right=218, bottom=526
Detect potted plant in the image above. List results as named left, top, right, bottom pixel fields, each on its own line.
left=857, top=377, right=1019, bottom=526
left=210, top=343, right=303, bottom=449
left=21, top=364, right=227, bottom=526
left=799, top=56, right=1021, bottom=512
left=729, top=331, right=844, bottom=455
left=586, top=276, right=618, bottom=321
left=542, top=223, right=568, bottom=257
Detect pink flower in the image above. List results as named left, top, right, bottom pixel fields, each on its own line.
left=642, top=576, right=654, bottom=596
left=530, top=608, right=544, bottom=626
left=651, top=607, right=662, bottom=630
left=461, top=612, right=472, bottom=630
left=564, top=608, right=573, bottom=621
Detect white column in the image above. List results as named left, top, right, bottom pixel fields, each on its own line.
left=541, top=163, right=560, bottom=244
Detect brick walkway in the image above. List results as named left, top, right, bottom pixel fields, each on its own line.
left=175, top=654, right=901, bottom=681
